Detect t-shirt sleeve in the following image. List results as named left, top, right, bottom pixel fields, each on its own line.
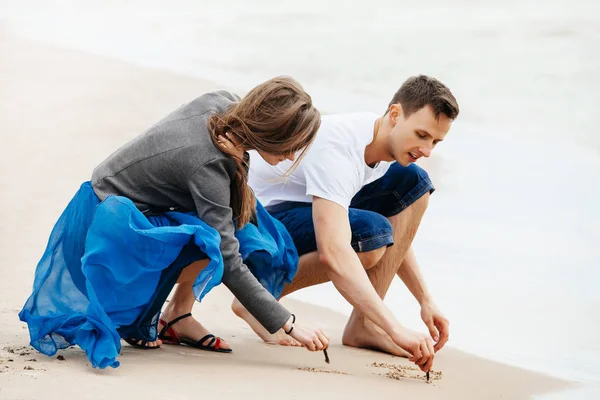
left=303, top=146, right=362, bottom=210
left=187, top=159, right=291, bottom=333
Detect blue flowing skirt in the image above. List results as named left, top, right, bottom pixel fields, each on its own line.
left=18, top=182, right=298, bottom=369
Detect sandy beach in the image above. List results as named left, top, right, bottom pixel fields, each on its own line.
left=0, top=32, right=578, bottom=399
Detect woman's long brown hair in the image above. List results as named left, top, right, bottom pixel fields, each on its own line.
left=207, top=76, right=320, bottom=228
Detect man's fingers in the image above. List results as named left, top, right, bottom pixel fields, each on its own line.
left=419, top=342, right=431, bottom=366
left=416, top=340, right=435, bottom=372
left=409, top=345, right=423, bottom=363
left=423, top=356, right=434, bottom=373
left=426, top=319, right=439, bottom=343
left=426, top=339, right=435, bottom=363
left=434, top=320, right=450, bottom=352
left=434, top=335, right=448, bottom=352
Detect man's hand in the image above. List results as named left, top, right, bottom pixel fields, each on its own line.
left=420, top=301, right=449, bottom=352
left=390, top=326, right=435, bottom=372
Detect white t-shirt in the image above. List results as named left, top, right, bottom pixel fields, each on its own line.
left=248, top=112, right=392, bottom=210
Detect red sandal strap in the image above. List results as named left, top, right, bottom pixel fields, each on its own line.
left=158, top=313, right=193, bottom=341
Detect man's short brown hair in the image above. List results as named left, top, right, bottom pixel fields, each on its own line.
left=386, top=75, right=459, bottom=120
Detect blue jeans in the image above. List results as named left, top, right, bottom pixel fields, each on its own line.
left=266, top=163, right=435, bottom=256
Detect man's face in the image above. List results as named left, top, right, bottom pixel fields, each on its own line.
left=388, top=104, right=453, bottom=166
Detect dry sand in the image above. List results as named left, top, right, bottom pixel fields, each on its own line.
left=0, top=31, right=577, bottom=399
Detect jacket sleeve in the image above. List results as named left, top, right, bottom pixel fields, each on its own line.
left=187, top=159, right=291, bottom=333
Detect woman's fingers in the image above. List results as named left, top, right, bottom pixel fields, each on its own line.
left=317, top=330, right=330, bottom=350
left=217, top=135, right=230, bottom=148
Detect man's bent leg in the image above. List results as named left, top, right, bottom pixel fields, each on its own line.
left=280, top=246, right=387, bottom=297
left=232, top=248, right=386, bottom=346
left=341, top=193, right=429, bottom=356
left=234, top=163, right=434, bottom=352
left=233, top=203, right=391, bottom=345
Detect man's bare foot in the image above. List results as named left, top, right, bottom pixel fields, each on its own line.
left=231, top=299, right=302, bottom=347
left=342, top=320, right=411, bottom=358
left=159, top=310, right=231, bottom=351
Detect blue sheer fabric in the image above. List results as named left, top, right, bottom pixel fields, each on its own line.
left=18, top=182, right=298, bottom=369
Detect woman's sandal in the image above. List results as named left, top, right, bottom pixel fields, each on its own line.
left=123, top=337, right=161, bottom=350
left=158, top=313, right=232, bottom=353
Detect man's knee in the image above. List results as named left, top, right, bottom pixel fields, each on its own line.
left=389, top=163, right=434, bottom=211
left=358, top=246, right=387, bottom=269
left=350, top=163, right=435, bottom=218
left=410, top=190, right=430, bottom=212
left=388, top=192, right=430, bottom=234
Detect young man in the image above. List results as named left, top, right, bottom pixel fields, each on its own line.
left=234, top=75, right=459, bottom=372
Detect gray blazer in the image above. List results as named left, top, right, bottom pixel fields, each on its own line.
left=92, top=90, right=290, bottom=333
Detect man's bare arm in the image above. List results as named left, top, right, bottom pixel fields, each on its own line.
left=396, top=247, right=432, bottom=305
left=312, top=197, right=398, bottom=334
left=312, top=197, right=435, bottom=370
left=397, top=246, right=449, bottom=351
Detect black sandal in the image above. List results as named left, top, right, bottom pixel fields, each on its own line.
left=123, top=337, right=161, bottom=350
left=158, top=313, right=232, bottom=353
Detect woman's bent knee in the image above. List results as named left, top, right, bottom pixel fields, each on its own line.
left=177, top=259, right=210, bottom=283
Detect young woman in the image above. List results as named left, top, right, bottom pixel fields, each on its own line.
left=19, top=76, right=329, bottom=369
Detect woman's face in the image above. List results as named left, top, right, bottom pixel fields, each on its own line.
left=256, top=150, right=296, bottom=166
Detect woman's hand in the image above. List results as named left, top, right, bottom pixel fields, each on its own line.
left=217, top=133, right=244, bottom=159
left=283, top=315, right=329, bottom=351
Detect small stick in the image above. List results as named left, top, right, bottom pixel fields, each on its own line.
left=426, top=371, right=430, bottom=383
left=323, top=349, right=330, bottom=364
